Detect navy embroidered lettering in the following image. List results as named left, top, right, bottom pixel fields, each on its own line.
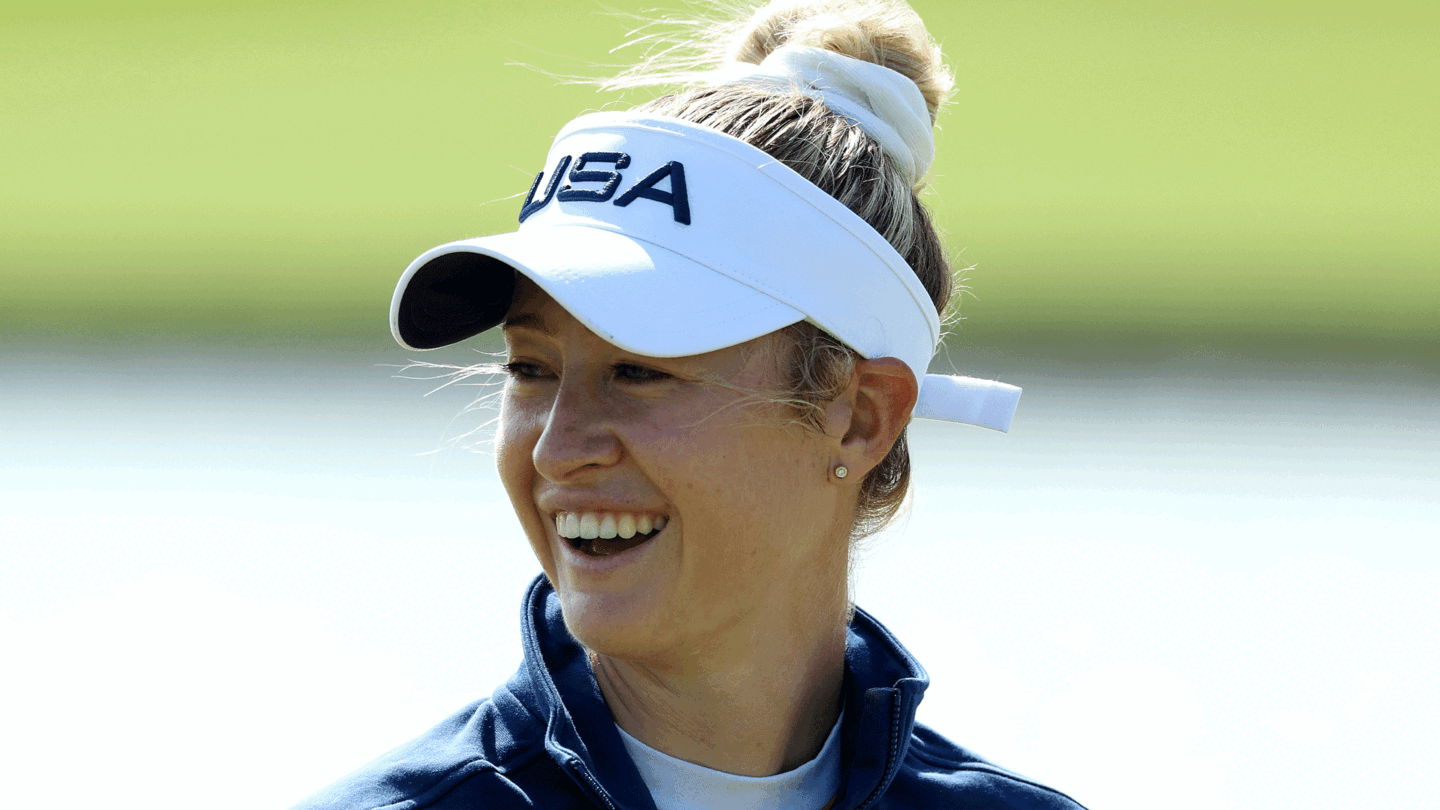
left=557, top=152, right=631, bottom=203
left=613, top=161, right=690, bottom=225
left=518, top=155, right=573, bottom=223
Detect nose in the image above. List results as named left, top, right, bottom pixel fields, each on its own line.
left=531, top=378, right=623, bottom=482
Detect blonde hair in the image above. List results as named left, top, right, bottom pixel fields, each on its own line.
left=607, top=0, right=958, bottom=541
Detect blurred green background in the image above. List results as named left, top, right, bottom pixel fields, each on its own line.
left=4, top=7, right=1438, bottom=807
left=3, top=0, right=1435, bottom=363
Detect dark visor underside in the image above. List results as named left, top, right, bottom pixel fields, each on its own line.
left=394, top=252, right=518, bottom=350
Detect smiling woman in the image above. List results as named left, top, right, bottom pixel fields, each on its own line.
left=498, top=276, right=870, bottom=777
left=292, top=1, right=1077, bottom=809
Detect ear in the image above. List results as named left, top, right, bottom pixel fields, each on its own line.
left=823, top=357, right=918, bottom=479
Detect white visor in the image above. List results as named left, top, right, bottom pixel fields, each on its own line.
left=391, top=112, right=1020, bottom=431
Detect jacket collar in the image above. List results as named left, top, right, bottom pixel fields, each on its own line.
left=511, top=574, right=931, bottom=810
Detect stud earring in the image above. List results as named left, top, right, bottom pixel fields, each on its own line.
left=833, top=464, right=849, bottom=479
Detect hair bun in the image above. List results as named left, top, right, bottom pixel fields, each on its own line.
left=724, top=0, right=952, bottom=123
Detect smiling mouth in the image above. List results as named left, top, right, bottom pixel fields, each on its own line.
left=554, top=511, right=668, bottom=558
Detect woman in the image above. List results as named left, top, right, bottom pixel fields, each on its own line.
left=297, top=1, right=1083, bottom=808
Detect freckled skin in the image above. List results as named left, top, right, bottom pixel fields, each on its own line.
left=494, top=276, right=920, bottom=776
left=496, top=278, right=853, bottom=668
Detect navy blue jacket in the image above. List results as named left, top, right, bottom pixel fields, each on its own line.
left=295, top=575, right=1085, bottom=809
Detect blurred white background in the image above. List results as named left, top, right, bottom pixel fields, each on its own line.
left=3, top=343, right=1436, bottom=809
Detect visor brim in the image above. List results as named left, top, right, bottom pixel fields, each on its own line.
left=391, top=226, right=806, bottom=357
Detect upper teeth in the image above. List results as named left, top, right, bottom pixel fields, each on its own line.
left=555, top=511, right=668, bottom=540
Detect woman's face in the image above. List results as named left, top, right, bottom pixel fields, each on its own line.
left=496, top=279, right=852, bottom=662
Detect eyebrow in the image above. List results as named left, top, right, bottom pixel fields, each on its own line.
left=501, top=312, right=553, bottom=335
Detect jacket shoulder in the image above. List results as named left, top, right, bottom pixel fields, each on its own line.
left=290, top=691, right=553, bottom=810
left=888, top=723, right=1088, bottom=810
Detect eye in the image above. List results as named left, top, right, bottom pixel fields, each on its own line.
left=502, top=360, right=549, bottom=380
left=612, top=363, right=672, bottom=383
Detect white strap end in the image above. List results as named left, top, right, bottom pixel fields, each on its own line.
left=914, top=374, right=1022, bottom=432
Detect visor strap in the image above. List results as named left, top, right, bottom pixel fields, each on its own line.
left=914, top=374, right=1022, bottom=432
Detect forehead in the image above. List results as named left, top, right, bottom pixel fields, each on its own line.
left=500, top=276, right=566, bottom=336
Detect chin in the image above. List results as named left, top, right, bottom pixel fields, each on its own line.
left=553, top=583, right=678, bottom=664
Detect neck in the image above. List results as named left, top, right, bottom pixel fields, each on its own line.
left=592, top=590, right=848, bottom=777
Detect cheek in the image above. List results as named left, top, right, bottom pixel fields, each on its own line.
left=669, top=426, right=826, bottom=546
left=497, top=397, right=559, bottom=573
left=495, top=396, right=540, bottom=511
left=731, top=432, right=833, bottom=547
